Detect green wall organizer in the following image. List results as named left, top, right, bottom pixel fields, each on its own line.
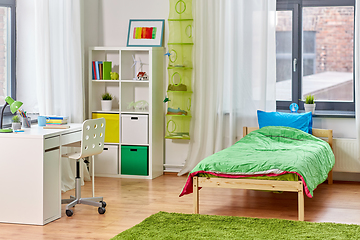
left=166, top=0, right=193, bottom=140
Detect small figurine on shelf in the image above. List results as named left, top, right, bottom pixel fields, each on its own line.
left=110, top=72, right=119, bottom=80
left=137, top=72, right=149, bottom=81
left=168, top=83, right=187, bottom=91
left=167, top=107, right=187, bottom=115
left=127, top=100, right=149, bottom=111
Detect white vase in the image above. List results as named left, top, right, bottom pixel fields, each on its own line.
left=101, top=100, right=112, bottom=111
left=12, top=122, right=21, bottom=130
left=304, top=103, right=316, bottom=114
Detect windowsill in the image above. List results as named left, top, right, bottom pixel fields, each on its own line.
left=278, top=110, right=355, bottom=118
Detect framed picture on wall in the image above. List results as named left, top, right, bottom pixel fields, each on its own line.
left=127, top=19, right=165, bottom=47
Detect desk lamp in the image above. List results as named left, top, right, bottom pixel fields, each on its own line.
left=0, top=96, right=23, bottom=133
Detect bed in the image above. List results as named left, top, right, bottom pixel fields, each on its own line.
left=179, top=126, right=335, bottom=221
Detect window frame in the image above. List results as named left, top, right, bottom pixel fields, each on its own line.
left=276, top=0, right=355, bottom=112
left=0, top=0, right=16, bottom=116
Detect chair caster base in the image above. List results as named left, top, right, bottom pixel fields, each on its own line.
left=66, top=209, right=73, bottom=217
left=98, top=207, right=106, bottom=214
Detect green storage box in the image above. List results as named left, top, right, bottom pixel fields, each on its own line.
left=167, top=91, right=192, bottom=116
left=168, top=44, right=193, bottom=68
left=168, top=67, right=192, bottom=91
left=165, top=115, right=191, bottom=139
left=168, top=20, right=193, bottom=44
left=121, top=146, right=148, bottom=176
left=169, top=0, right=193, bottom=19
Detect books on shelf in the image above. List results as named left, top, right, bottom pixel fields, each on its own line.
left=92, top=61, right=112, bottom=80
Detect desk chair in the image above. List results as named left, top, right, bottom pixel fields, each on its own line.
left=61, top=118, right=107, bottom=217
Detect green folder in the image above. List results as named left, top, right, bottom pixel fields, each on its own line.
left=103, top=61, right=112, bottom=80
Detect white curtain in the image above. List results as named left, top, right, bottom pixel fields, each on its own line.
left=17, top=0, right=88, bottom=192
left=179, top=0, right=277, bottom=175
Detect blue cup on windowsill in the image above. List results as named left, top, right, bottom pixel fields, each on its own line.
left=38, top=116, right=47, bottom=127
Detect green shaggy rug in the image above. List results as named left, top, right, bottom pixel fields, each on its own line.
left=112, top=212, right=360, bottom=240
left=111, top=211, right=360, bottom=240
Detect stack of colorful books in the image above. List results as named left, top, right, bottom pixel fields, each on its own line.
left=92, top=61, right=112, bottom=80
left=43, top=116, right=70, bottom=129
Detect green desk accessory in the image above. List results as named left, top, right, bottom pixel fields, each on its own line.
left=0, top=96, right=23, bottom=133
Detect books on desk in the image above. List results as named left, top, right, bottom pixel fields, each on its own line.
left=44, top=116, right=69, bottom=128
left=43, top=125, right=70, bottom=129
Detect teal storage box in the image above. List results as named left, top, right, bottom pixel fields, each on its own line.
left=121, top=146, right=148, bottom=176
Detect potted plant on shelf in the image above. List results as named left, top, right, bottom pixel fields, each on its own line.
left=101, top=92, right=113, bottom=111
left=303, top=94, right=315, bottom=114
left=12, top=115, right=21, bottom=130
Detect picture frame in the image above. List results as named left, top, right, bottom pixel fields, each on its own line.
left=127, top=19, right=165, bottom=47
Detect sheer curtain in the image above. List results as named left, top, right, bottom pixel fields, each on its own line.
left=179, top=0, right=276, bottom=175
left=17, top=0, right=87, bottom=192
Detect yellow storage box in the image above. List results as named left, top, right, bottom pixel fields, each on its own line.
left=92, top=113, right=119, bottom=143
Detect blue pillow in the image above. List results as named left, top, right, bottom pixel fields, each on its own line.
left=257, top=110, right=313, bottom=134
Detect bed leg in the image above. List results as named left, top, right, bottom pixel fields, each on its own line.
left=298, top=181, right=304, bottom=221
left=193, top=176, right=199, bottom=214
left=328, top=169, right=333, bottom=185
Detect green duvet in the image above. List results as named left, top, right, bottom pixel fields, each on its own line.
left=180, top=126, right=335, bottom=198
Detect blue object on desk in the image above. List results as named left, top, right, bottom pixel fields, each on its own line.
left=289, top=103, right=299, bottom=113
left=14, top=130, right=24, bottom=132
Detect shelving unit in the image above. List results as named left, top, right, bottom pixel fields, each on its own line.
left=166, top=0, right=193, bottom=139
left=88, top=47, right=164, bottom=179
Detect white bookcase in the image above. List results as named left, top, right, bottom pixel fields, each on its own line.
left=88, top=47, right=164, bottom=179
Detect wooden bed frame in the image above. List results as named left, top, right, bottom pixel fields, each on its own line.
left=193, top=127, right=333, bottom=221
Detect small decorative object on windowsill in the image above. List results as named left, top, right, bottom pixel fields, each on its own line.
left=101, top=93, right=113, bottom=111
left=11, top=115, right=21, bottom=130
left=303, top=94, right=315, bottom=114
left=289, top=103, right=299, bottom=113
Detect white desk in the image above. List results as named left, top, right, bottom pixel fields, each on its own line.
left=0, top=123, right=82, bottom=225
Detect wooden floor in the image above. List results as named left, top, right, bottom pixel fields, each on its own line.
left=1, top=174, right=360, bottom=239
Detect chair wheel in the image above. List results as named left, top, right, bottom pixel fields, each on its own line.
left=66, top=209, right=73, bottom=217
left=98, top=207, right=106, bottom=214
left=100, top=201, right=106, bottom=208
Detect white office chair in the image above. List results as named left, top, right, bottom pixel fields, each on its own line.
left=61, top=118, right=106, bottom=217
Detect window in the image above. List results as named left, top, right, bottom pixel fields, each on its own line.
left=276, top=0, right=355, bottom=111
left=0, top=0, right=16, bottom=113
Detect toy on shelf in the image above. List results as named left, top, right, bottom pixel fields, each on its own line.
left=110, top=72, right=119, bottom=80
left=168, top=84, right=187, bottom=91
left=127, top=100, right=149, bottom=111
left=137, top=72, right=149, bottom=81
left=167, top=107, right=187, bottom=115
left=131, top=55, right=139, bottom=80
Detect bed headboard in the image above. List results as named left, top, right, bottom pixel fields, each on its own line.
left=242, top=127, right=333, bottom=149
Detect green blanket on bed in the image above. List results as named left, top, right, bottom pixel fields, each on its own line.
left=180, top=126, right=335, bottom=198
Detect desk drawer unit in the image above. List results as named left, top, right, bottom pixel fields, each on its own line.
left=121, top=146, right=148, bottom=176
left=61, top=130, right=82, bottom=146
left=121, top=115, right=148, bottom=144
left=44, top=136, right=60, bottom=150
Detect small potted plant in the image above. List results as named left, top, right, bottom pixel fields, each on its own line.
left=12, top=115, right=21, bottom=130
left=303, top=94, right=315, bottom=114
left=101, top=92, right=113, bottom=111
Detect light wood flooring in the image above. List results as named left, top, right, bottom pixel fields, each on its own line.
left=1, top=174, right=360, bottom=239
